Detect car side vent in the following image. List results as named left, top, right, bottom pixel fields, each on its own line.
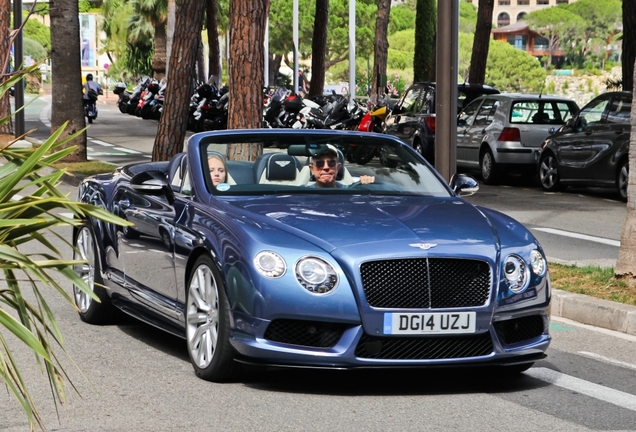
left=264, top=319, right=347, bottom=348
left=494, top=315, right=545, bottom=345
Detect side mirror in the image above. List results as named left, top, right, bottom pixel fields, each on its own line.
left=449, top=173, right=479, bottom=197
left=130, top=170, right=175, bottom=205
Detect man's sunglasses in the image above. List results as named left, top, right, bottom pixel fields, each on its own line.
left=313, top=159, right=338, bottom=169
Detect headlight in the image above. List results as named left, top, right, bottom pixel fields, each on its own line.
left=254, top=251, right=286, bottom=278
left=503, top=254, right=529, bottom=293
left=530, top=249, right=546, bottom=276
left=295, top=257, right=338, bottom=294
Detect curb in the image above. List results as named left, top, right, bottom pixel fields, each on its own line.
left=552, top=289, right=636, bottom=336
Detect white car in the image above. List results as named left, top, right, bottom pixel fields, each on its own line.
left=456, top=93, right=579, bottom=184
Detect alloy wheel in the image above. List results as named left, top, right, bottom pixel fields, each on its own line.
left=539, top=154, right=559, bottom=191
left=186, top=263, right=220, bottom=370
left=618, top=161, right=629, bottom=201
left=73, top=226, right=96, bottom=313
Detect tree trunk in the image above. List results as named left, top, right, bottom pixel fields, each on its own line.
left=226, top=0, right=269, bottom=163
left=207, top=0, right=222, bottom=82
left=308, top=0, right=329, bottom=98
left=166, top=0, right=176, bottom=77
left=468, top=0, right=494, bottom=84
left=152, top=0, right=206, bottom=162
left=197, top=39, right=206, bottom=82
left=49, top=0, right=86, bottom=162
left=371, top=0, right=390, bottom=98
left=152, top=19, right=168, bottom=80
left=622, top=0, right=636, bottom=92
left=0, top=0, right=12, bottom=134
left=413, top=0, right=436, bottom=83
left=615, top=58, right=636, bottom=278
left=269, top=53, right=283, bottom=87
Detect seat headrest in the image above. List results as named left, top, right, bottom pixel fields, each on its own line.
left=266, top=153, right=298, bottom=181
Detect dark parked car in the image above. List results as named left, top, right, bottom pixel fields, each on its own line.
left=384, top=82, right=500, bottom=163
left=538, top=91, right=631, bottom=201
left=457, top=93, right=579, bottom=184
left=73, top=129, right=551, bottom=382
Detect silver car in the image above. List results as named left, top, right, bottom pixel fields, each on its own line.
left=457, top=94, right=579, bottom=184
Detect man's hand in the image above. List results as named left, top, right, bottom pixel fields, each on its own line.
left=359, top=175, right=375, bottom=185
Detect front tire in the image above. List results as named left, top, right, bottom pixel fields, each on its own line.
left=480, top=148, right=499, bottom=185
left=186, top=255, right=241, bottom=382
left=617, top=159, right=628, bottom=202
left=538, top=153, right=562, bottom=192
left=73, top=224, right=115, bottom=324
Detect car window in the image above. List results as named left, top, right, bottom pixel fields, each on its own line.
left=606, top=95, right=632, bottom=124
left=198, top=136, right=452, bottom=197
left=508, top=101, right=576, bottom=125
left=398, top=87, right=424, bottom=113
left=458, top=99, right=482, bottom=126
left=578, top=97, right=609, bottom=125
left=473, top=99, right=498, bottom=126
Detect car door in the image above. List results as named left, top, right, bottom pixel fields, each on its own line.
left=116, top=187, right=179, bottom=315
left=462, top=98, right=499, bottom=167
left=456, top=98, right=483, bottom=166
left=384, top=85, right=425, bottom=145
left=552, top=95, right=611, bottom=181
left=590, top=93, right=631, bottom=182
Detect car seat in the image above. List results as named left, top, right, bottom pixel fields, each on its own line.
left=253, top=153, right=302, bottom=185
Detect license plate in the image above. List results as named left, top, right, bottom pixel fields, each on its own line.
left=383, top=312, right=476, bottom=335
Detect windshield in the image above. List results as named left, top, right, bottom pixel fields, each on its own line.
left=197, top=132, right=451, bottom=197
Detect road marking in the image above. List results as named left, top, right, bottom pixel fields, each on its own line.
left=533, top=227, right=620, bottom=247
left=113, top=147, right=142, bottom=154
left=90, top=139, right=114, bottom=147
left=40, top=102, right=51, bottom=127
left=577, top=351, right=636, bottom=370
left=526, top=367, right=636, bottom=412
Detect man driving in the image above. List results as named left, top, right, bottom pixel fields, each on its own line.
left=309, top=145, right=374, bottom=188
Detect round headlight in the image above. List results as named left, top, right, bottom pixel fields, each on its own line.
left=254, top=251, right=286, bottom=278
left=530, top=250, right=546, bottom=276
left=295, top=257, right=338, bottom=294
left=504, top=254, right=529, bottom=293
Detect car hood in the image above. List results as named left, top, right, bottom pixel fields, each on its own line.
left=225, top=195, right=503, bottom=256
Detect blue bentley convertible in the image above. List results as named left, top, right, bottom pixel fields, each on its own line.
left=73, top=129, right=551, bottom=382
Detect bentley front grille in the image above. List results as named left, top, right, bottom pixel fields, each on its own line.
left=360, top=258, right=491, bottom=309
left=264, top=319, right=348, bottom=348
left=494, top=315, right=545, bottom=345
left=355, top=332, right=493, bottom=359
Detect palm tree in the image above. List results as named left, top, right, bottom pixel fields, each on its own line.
left=129, top=0, right=169, bottom=79
left=49, top=0, right=87, bottom=162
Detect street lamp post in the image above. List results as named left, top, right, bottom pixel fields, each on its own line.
left=12, top=0, right=25, bottom=137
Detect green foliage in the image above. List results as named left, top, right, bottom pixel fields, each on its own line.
left=387, top=49, right=411, bottom=70
left=388, top=5, right=416, bottom=35
left=459, top=0, right=478, bottom=34
left=486, top=40, right=547, bottom=92
left=388, top=29, right=415, bottom=52
left=23, top=38, right=47, bottom=63
left=79, top=0, right=93, bottom=13
left=547, top=81, right=556, bottom=94
left=562, top=81, right=569, bottom=91
left=23, top=17, right=51, bottom=53
left=268, top=0, right=376, bottom=68
left=458, top=32, right=474, bottom=82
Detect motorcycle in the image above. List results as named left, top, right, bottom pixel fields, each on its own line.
left=84, top=88, right=100, bottom=124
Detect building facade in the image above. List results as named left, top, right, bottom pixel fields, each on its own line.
left=464, top=0, right=578, bottom=27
